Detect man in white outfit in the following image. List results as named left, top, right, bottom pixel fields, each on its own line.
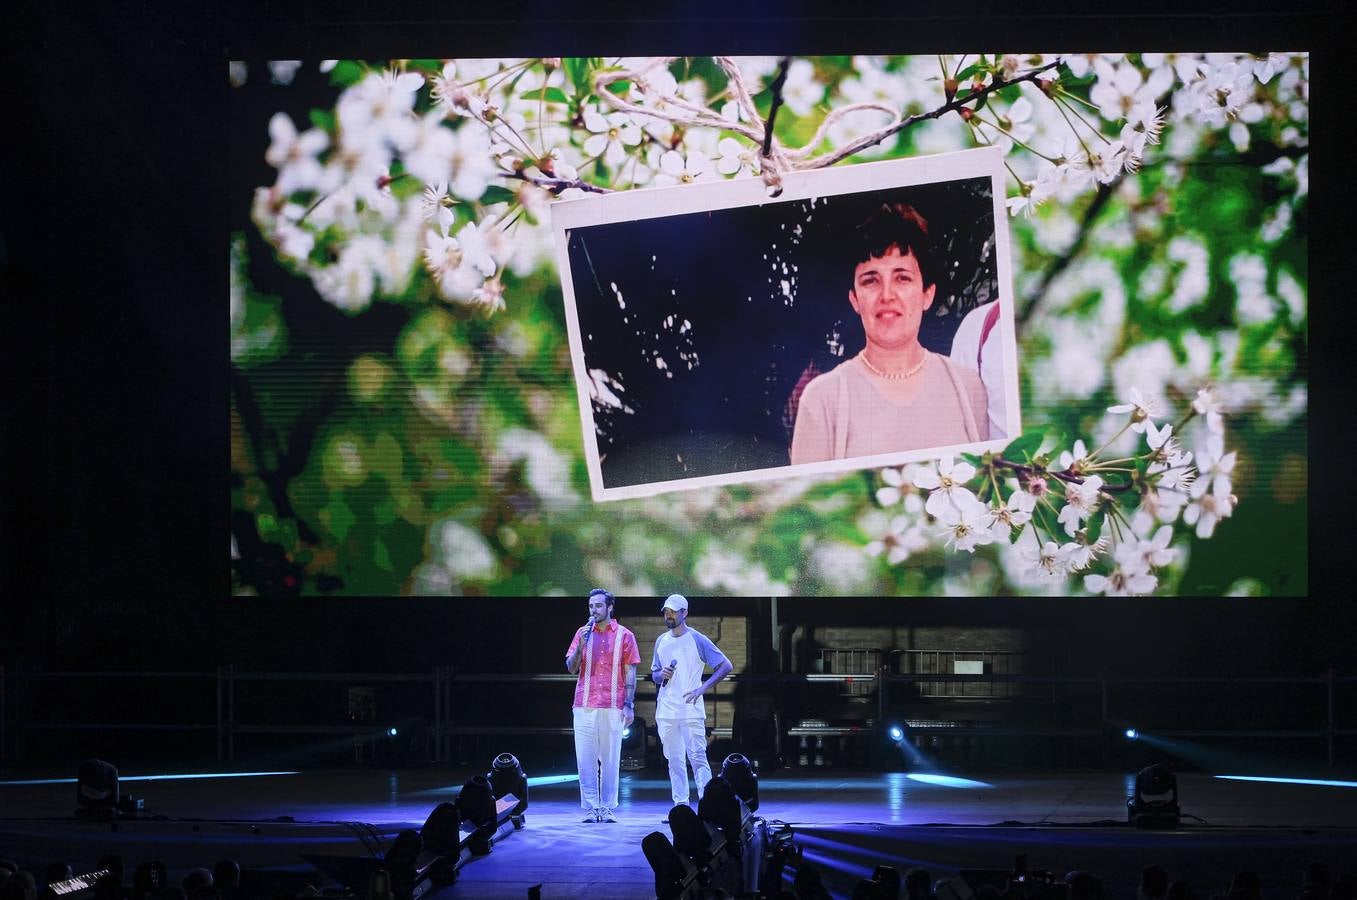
left=651, top=594, right=733, bottom=817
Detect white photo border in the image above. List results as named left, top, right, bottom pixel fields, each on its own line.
left=551, top=146, right=1022, bottom=502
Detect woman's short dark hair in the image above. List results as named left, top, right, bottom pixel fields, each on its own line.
left=588, top=587, right=615, bottom=615
left=850, top=202, right=937, bottom=290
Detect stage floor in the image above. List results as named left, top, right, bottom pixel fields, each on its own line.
left=3, top=768, right=1356, bottom=898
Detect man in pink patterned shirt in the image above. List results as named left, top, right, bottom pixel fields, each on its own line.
left=565, top=587, right=640, bottom=823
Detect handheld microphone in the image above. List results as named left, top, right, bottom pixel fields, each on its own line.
left=583, top=615, right=596, bottom=640
left=663, top=658, right=678, bottom=686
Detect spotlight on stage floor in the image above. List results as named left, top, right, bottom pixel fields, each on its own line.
left=645, top=771, right=792, bottom=895
left=642, top=769, right=797, bottom=899
left=1128, top=763, right=1181, bottom=828
left=621, top=715, right=648, bottom=771
left=720, top=753, right=759, bottom=812
left=306, top=753, right=527, bottom=897
left=488, top=752, right=529, bottom=818
left=75, top=759, right=144, bottom=821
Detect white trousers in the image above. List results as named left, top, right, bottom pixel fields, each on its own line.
left=573, top=706, right=624, bottom=811
left=657, top=717, right=711, bottom=806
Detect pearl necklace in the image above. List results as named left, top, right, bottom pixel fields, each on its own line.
left=859, top=350, right=928, bottom=380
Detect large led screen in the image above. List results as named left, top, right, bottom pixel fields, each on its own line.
left=230, top=55, right=1308, bottom=597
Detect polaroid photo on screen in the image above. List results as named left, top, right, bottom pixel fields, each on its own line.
left=551, top=146, right=1021, bottom=502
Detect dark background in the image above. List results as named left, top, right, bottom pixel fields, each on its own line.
left=1, top=2, right=1349, bottom=713
left=568, top=177, right=998, bottom=487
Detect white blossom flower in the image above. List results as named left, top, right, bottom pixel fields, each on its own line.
left=1251, top=52, right=1293, bottom=84
left=714, top=137, right=761, bottom=178
left=1141, top=52, right=1206, bottom=86
left=1006, top=190, right=1038, bottom=219
left=1191, top=62, right=1255, bottom=127
left=1058, top=439, right=1090, bottom=473
left=337, top=69, right=423, bottom=147
left=437, top=520, right=498, bottom=580
left=863, top=512, right=930, bottom=565
left=1084, top=543, right=1158, bottom=596
left=1057, top=475, right=1104, bottom=537
left=1023, top=540, right=1072, bottom=581
left=582, top=108, right=642, bottom=167
left=875, top=466, right=925, bottom=513
left=1192, top=386, right=1225, bottom=434
left=429, top=61, right=487, bottom=119
left=781, top=59, right=824, bottom=117
left=985, top=489, right=1036, bottom=539
left=1135, top=524, right=1178, bottom=568
left=265, top=112, right=329, bottom=196
left=936, top=492, right=995, bottom=553
left=469, top=275, right=506, bottom=314
left=423, top=219, right=496, bottom=302
left=1089, top=140, right=1127, bottom=184
left=1120, top=101, right=1166, bottom=161
left=1090, top=58, right=1173, bottom=122
left=403, top=113, right=458, bottom=185
left=1137, top=486, right=1189, bottom=531
left=654, top=149, right=711, bottom=186
left=1192, top=434, right=1236, bottom=499
left=1183, top=471, right=1236, bottom=540
left=914, top=456, right=978, bottom=517
left=1063, top=536, right=1108, bottom=571
left=311, top=241, right=377, bottom=313
left=421, top=182, right=455, bottom=233
left=445, top=124, right=498, bottom=201
left=1108, top=386, right=1160, bottom=432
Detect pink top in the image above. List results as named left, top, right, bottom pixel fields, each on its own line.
left=567, top=620, right=641, bottom=710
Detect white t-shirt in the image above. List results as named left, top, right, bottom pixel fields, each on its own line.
left=651, top=628, right=730, bottom=721
left=949, top=301, right=1009, bottom=441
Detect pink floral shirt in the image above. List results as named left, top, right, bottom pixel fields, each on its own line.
left=566, top=620, right=640, bottom=710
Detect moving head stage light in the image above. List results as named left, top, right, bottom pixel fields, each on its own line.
left=643, top=753, right=797, bottom=900
left=74, top=759, right=145, bottom=821
left=305, top=753, right=529, bottom=899
left=1127, top=763, right=1181, bottom=828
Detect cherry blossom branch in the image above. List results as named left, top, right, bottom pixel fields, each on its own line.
left=796, top=59, right=1063, bottom=169
left=591, top=57, right=1062, bottom=176
left=761, top=57, right=791, bottom=159
left=500, top=169, right=613, bottom=195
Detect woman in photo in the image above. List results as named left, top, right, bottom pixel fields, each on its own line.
left=790, top=203, right=989, bottom=464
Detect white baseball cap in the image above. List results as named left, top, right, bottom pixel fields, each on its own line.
left=661, top=594, right=689, bottom=612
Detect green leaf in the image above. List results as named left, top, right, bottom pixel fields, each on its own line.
left=1085, top=513, right=1104, bottom=544
left=563, top=57, right=599, bottom=95
left=522, top=86, right=570, bottom=105
left=955, top=62, right=985, bottom=83
left=308, top=108, right=335, bottom=133
left=960, top=452, right=982, bottom=468
left=1003, top=429, right=1045, bottom=462
left=329, top=60, right=365, bottom=88
left=480, top=185, right=517, bottom=206
left=1009, top=522, right=1026, bottom=544
left=605, top=79, right=632, bottom=96
left=321, top=498, right=356, bottom=541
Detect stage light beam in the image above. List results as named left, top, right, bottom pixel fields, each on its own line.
left=1125, top=728, right=1139, bottom=740
left=888, top=724, right=905, bottom=742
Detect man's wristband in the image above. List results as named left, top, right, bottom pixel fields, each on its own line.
left=623, top=701, right=634, bottom=708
